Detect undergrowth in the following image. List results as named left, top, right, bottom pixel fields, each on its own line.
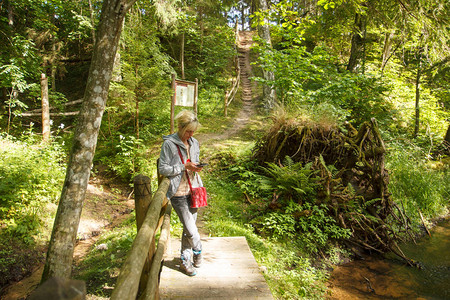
left=0, top=133, right=65, bottom=290
left=202, top=151, right=331, bottom=299
left=0, top=134, right=65, bottom=242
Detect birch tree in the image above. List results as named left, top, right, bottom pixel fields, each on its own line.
left=41, top=0, right=138, bottom=281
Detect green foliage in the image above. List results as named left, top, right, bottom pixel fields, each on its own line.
left=294, top=203, right=351, bottom=253
left=256, top=211, right=297, bottom=239
left=96, top=134, right=153, bottom=182
left=229, top=156, right=350, bottom=255
left=252, top=201, right=351, bottom=253
left=387, top=142, right=450, bottom=221
left=183, top=24, right=236, bottom=87
left=251, top=0, right=449, bottom=138
left=259, top=157, right=318, bottom=204
left=0, top=134, right=65, bottom=242
left=253, top=36, right=393, bottom=127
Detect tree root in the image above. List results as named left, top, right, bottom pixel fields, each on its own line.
left=253, top=117, right=415, bottom=263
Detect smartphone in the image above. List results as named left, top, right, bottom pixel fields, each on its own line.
left=197, top=162, right=208, bottom=167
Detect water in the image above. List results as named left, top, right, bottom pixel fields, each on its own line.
left=329, top=218, right=450, bottom=299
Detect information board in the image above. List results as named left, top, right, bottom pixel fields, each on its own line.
left=175, top=82, right=195, bottom=107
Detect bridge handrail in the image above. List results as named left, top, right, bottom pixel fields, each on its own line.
left=143, top=202, right=171, bottom=299
left=111, top=177, right=171, bottom=300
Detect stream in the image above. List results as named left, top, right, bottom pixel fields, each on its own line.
left=328, top=218, right=450, bottom=299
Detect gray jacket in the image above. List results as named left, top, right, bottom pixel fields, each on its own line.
left=158, top=133, right=203, bottom=199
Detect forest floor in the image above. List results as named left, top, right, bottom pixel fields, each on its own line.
left=1, top=179, right=135, bottom=300
left=1, top=31, right=261, bottom=300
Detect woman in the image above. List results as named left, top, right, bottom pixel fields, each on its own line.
left=158, top=110, right=204, bottom=276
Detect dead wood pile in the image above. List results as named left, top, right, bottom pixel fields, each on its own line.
left=253, top=117, right=415, bottom=265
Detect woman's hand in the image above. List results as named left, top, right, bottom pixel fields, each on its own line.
left=185, top=161, right=203, bottom=172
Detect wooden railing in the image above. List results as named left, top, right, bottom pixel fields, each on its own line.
left=111, top=174, right=172, bottom=300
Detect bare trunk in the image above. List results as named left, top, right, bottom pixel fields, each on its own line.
left=41, top=74, right=50, bottom=142
left=51, top=36, right=57, bottom=91
left=414, top=57, right=421, bottom=138
left=8, top=0, right=13, bottom=27
left=381, top=32, right=395, bottom=72
left=7, top=89, right=18, bottom=134
left=180, top=32, right=185, bottom=79
left=241, top=4, right=245, bottom=30
left=41, top=0, right=136, bottom=281
left=258, top=0, right=276, bottom=110
left=7, top=92, right=12, bottom=134
left=444, top=124, right=450, bottom=145
left=88, top=0, right=96, bottom=44
left=347, top=11, right=366, bottom=73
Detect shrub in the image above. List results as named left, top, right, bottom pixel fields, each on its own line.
left=0, top=134, right=65, bottom=242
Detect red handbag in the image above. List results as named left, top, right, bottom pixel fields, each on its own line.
left=176, top=146, right=208, bottom=208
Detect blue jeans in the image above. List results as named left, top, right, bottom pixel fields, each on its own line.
left=170, top=195, right=202, bottom=262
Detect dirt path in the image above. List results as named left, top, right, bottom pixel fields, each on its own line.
left=196, top=31, right=257, bottom=147
left=191, top=31, right=258, bottom=238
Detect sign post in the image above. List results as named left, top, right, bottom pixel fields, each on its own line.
left=170, top=75, right=198, bottom=133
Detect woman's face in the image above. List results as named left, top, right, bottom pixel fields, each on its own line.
left=180, top=129, right=195, bottom=142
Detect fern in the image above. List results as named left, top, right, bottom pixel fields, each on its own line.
left=259, top=156, right=318, bottom=203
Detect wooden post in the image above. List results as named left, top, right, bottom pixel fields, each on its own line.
left=156, top=158, right=164, bottom=186
left=111, top=178, right=170, bottom=300
left=170, top=74, right=176, bottom=134
left=134, top=174, right=153, bottom=296
left=224, top=91, right=228, bottom=117
left=194, top=78, right=198, bottom=114
left=41, top=73, right=50, bottom=142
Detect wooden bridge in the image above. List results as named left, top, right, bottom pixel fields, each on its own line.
left=109, top=174, right=273, bottom=300
left=160, top=236, right=272, bottom=299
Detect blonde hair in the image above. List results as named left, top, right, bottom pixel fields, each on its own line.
left=176, top=110, right=199, bottom=135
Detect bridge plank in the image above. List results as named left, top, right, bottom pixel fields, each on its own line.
left=160, top=236, right=273, bottom=299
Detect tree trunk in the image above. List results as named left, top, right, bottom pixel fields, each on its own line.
left=88, top=0, right=96, bottom=44
left=8, top=0, right=14, bottom=27
left=180, top=32, right=185, bottom=79
left=51, top=36, right=57, bottom=91
left=258, top=0, right=276, bottom=110
left=41, top=74, right=50, bottom=142
left=241, top=3, right=245, bottom=30
left=41, top=0, right=136, bottom=282
left=381, top=31, right=395, bottom=74
left=414, top=55, right=421, bottom=138
left=347, top=11, right=366, bottom=73
left=444, top=124, right=450, bottom=145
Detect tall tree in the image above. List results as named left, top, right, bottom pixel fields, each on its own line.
left=414, top=46, right=422, bottom=138
left=346, top=4, right=367, bottom=73
left=41, top=0, right=138, bottom=281
left=257, top=0, right=276, bottom=110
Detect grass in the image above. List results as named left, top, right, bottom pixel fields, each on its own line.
left=73, top=215, right=137, bottom=297
left=386, top=143, right=450, bottom=229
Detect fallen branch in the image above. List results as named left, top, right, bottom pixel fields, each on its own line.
left=418, top=209, right=431, bottom=237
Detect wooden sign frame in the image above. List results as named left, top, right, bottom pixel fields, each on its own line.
left=170, top=74, right=198, bottom=133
